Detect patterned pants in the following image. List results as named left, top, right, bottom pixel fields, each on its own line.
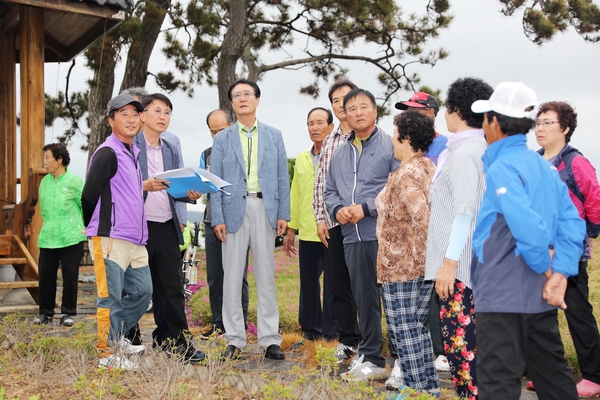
left=382, top=278, right=439, bottom=392
left=440, top=280, right=478, bottom=399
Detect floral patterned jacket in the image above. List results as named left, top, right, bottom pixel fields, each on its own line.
left=376, top=152, right=435, bottom=283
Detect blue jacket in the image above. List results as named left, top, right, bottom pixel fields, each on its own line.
left=324, top=127, right=399, bottom=244
left=210, top=122, right=290, bottom=233
left=134, top=131, right=186, bottom=245
left=471, top=134, right=585, bottom=314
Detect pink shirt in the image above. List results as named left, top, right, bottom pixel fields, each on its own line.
left=144, top=135, right=172, bottom=223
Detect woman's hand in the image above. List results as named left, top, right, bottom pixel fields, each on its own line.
left=435, top=258, right=458, bottom=299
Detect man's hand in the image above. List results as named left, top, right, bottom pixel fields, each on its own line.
left=186, top=190, right=202, bottom=202
left=317, top=222, right=330, bottom=248
left=348, top=204, right=365, bottom=224
left=283, top=228, right=297, bottom=257
left=435, top=258, right=458, bottom=299
left=336, top=207, right=352, bottom=225
left=180, top=224, right=185, bottom=232
left=276, top=219, right=288, bottom=236
left=214, top=224, right=227, bottom=243
left=543, top=272, right=568, bottom=309
left=143, top=178, right=169, bottom=192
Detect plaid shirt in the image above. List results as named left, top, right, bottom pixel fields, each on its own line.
left=312, top=126, right=352, bottom=229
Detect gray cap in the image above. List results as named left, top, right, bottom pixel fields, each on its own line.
left=107, top=94, right=143, bottom=115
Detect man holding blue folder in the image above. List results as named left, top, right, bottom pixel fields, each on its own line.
left=134, top=93, right=205, bottom=363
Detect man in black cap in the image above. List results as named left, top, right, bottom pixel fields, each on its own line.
left=82, top=94, right=153, bottom=371
left=395, top=91, right=449, bottom=372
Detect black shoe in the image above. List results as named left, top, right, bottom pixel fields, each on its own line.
left=34, top=315, right=51, bottom=325
left=221, top=344, right=242, bottom=361
left=200, top=324, right=225, bottom=340
left=290, top=340, right=305, bottom=351
left=265, top=344, right=285, bottom=360
left=170, top=341, right=206, bottom=364
left=126, top=323, right=143, bottom=346
left=59, top=315, right=74, bottom=327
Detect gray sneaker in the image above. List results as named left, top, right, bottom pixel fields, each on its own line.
left=341, top=354, right=388, bottom=382
left=334, top=343, right=358, bottom=363
left=385, top=359, right=406, bottom=390
left=60, top=315, right=74, bottom=327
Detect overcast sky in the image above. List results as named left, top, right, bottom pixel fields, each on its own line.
left=38, top=1, right=600, bottom=215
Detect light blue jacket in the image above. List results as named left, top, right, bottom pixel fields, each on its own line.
left=472, top=134, right=585, bottom=314
left=210, top=122, right=290, bottom=233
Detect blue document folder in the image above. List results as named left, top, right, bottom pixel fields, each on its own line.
left=153, top=167, right=231, bottom=199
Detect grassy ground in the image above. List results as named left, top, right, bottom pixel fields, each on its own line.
left=0, top=240, right=598, bottom=399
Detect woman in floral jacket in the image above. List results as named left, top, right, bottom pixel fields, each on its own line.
left=376, top=111, right=438, bottom=395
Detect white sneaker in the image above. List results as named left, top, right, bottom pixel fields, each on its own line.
left=385, top=359, right=406, bottom=390
left=117, top=337, right=145, bottom=355
left=435, top=355, right=450, bottom=372
left=98, top=354, right=139, bottom=371
left=341, top=354, right=388, bottom=382
left=334, top=343, right=358, bottom=363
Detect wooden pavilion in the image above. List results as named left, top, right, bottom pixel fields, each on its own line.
left=0, top=0, right=132, bottom=303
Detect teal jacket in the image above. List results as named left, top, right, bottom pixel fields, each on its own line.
left=38, top=169, right=86, bottom=249
left=289, top=149, right=319, bottom=242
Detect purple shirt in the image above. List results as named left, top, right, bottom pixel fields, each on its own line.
left=144, top=135, right=172, bottom=223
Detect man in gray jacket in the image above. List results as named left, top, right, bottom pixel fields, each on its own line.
left=325, top=88, right=399, bottom=381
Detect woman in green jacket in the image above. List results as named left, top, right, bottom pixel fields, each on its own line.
left=35, top=143, right=86, bottom=326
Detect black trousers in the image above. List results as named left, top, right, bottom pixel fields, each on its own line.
left=564, top=260, right=600, bottom=384
left=327, top=225, right=361, bottom=347
left=477, top=310, right=577, bottom=400
left=38, top=242, right=83, bottom=316
left=205, top=223, right=249, bottom=329
left=298, top=240, right=337, bottom=339
left=147, top=220, right=188, bottom=343
left=428, top=291, right=445, bottom=356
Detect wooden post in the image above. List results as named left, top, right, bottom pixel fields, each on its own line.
left=0, top=22, right=17, bottom=206
left=19, top=5, right=45, bottom=263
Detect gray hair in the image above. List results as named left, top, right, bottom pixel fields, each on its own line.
left=121, top=87, right=149, bottom=102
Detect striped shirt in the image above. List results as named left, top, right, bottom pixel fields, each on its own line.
left=424, top=134, right=487, bottom=289
left=313, top=126, right=352, bottom=229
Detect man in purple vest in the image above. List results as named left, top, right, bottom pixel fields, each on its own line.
left=82, top=94, right=153, bottom=371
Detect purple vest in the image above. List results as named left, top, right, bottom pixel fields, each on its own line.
left=86, top=134, right=148, bottom=245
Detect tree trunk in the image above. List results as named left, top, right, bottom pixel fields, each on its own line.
left=120, top=0, right=171, bottom=91
left=217, top=0, right=248, bottom=117
left=86, top=37, right=117, bottom=166
left=87, top=0, right=171, bottom=164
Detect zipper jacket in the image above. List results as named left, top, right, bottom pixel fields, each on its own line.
left=82, top=134, right=148, bottom=246
left=324, top=127, right=399, bottom=244
left=471, top=134, right=584, bottom=314
left=38, top=168, right=87, bottom=249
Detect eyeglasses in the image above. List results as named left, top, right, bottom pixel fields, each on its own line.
left=145, top=108, right=172, bottom=118
left=232, top=91, right=255, bottom=100
left=535, top=120, right=559, bottom=127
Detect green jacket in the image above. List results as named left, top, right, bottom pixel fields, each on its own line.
left=289, top=149, right=319, bottom=242
left=38, top=169, right=86, bottom=249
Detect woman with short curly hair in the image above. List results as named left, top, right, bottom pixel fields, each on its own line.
left=377, top=110, right=439, bottom=395
left=424, top=77, right=494, bottom=399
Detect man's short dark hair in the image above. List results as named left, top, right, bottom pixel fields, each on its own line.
left=307, top=107, right=334, bottom=125
left=206, top=109, right=232, bottom=127
left=328, top=78, right=358, bottom=103
left=43, top=143, right=71, bottom=167
left=142, top=93, right=173, bottom=111
left=446, top=77, right=494, bottom=129
left=393, top=111, right=435, bottom=154
left=343, top=88, right=376, bottom=111
left=228, top=79, right=261, bottom=101
left=537, top=101, right=577, bottom=143
left=486, top=111, right=535, bottom=136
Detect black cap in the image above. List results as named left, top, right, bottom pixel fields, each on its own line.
left=107, top=94, right=143, bottom=116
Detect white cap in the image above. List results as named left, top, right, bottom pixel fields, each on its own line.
left=471, top=82, right=537, bottom=119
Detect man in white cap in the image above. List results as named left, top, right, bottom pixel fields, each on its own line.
left=470, top=82, right=585, bottom=400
